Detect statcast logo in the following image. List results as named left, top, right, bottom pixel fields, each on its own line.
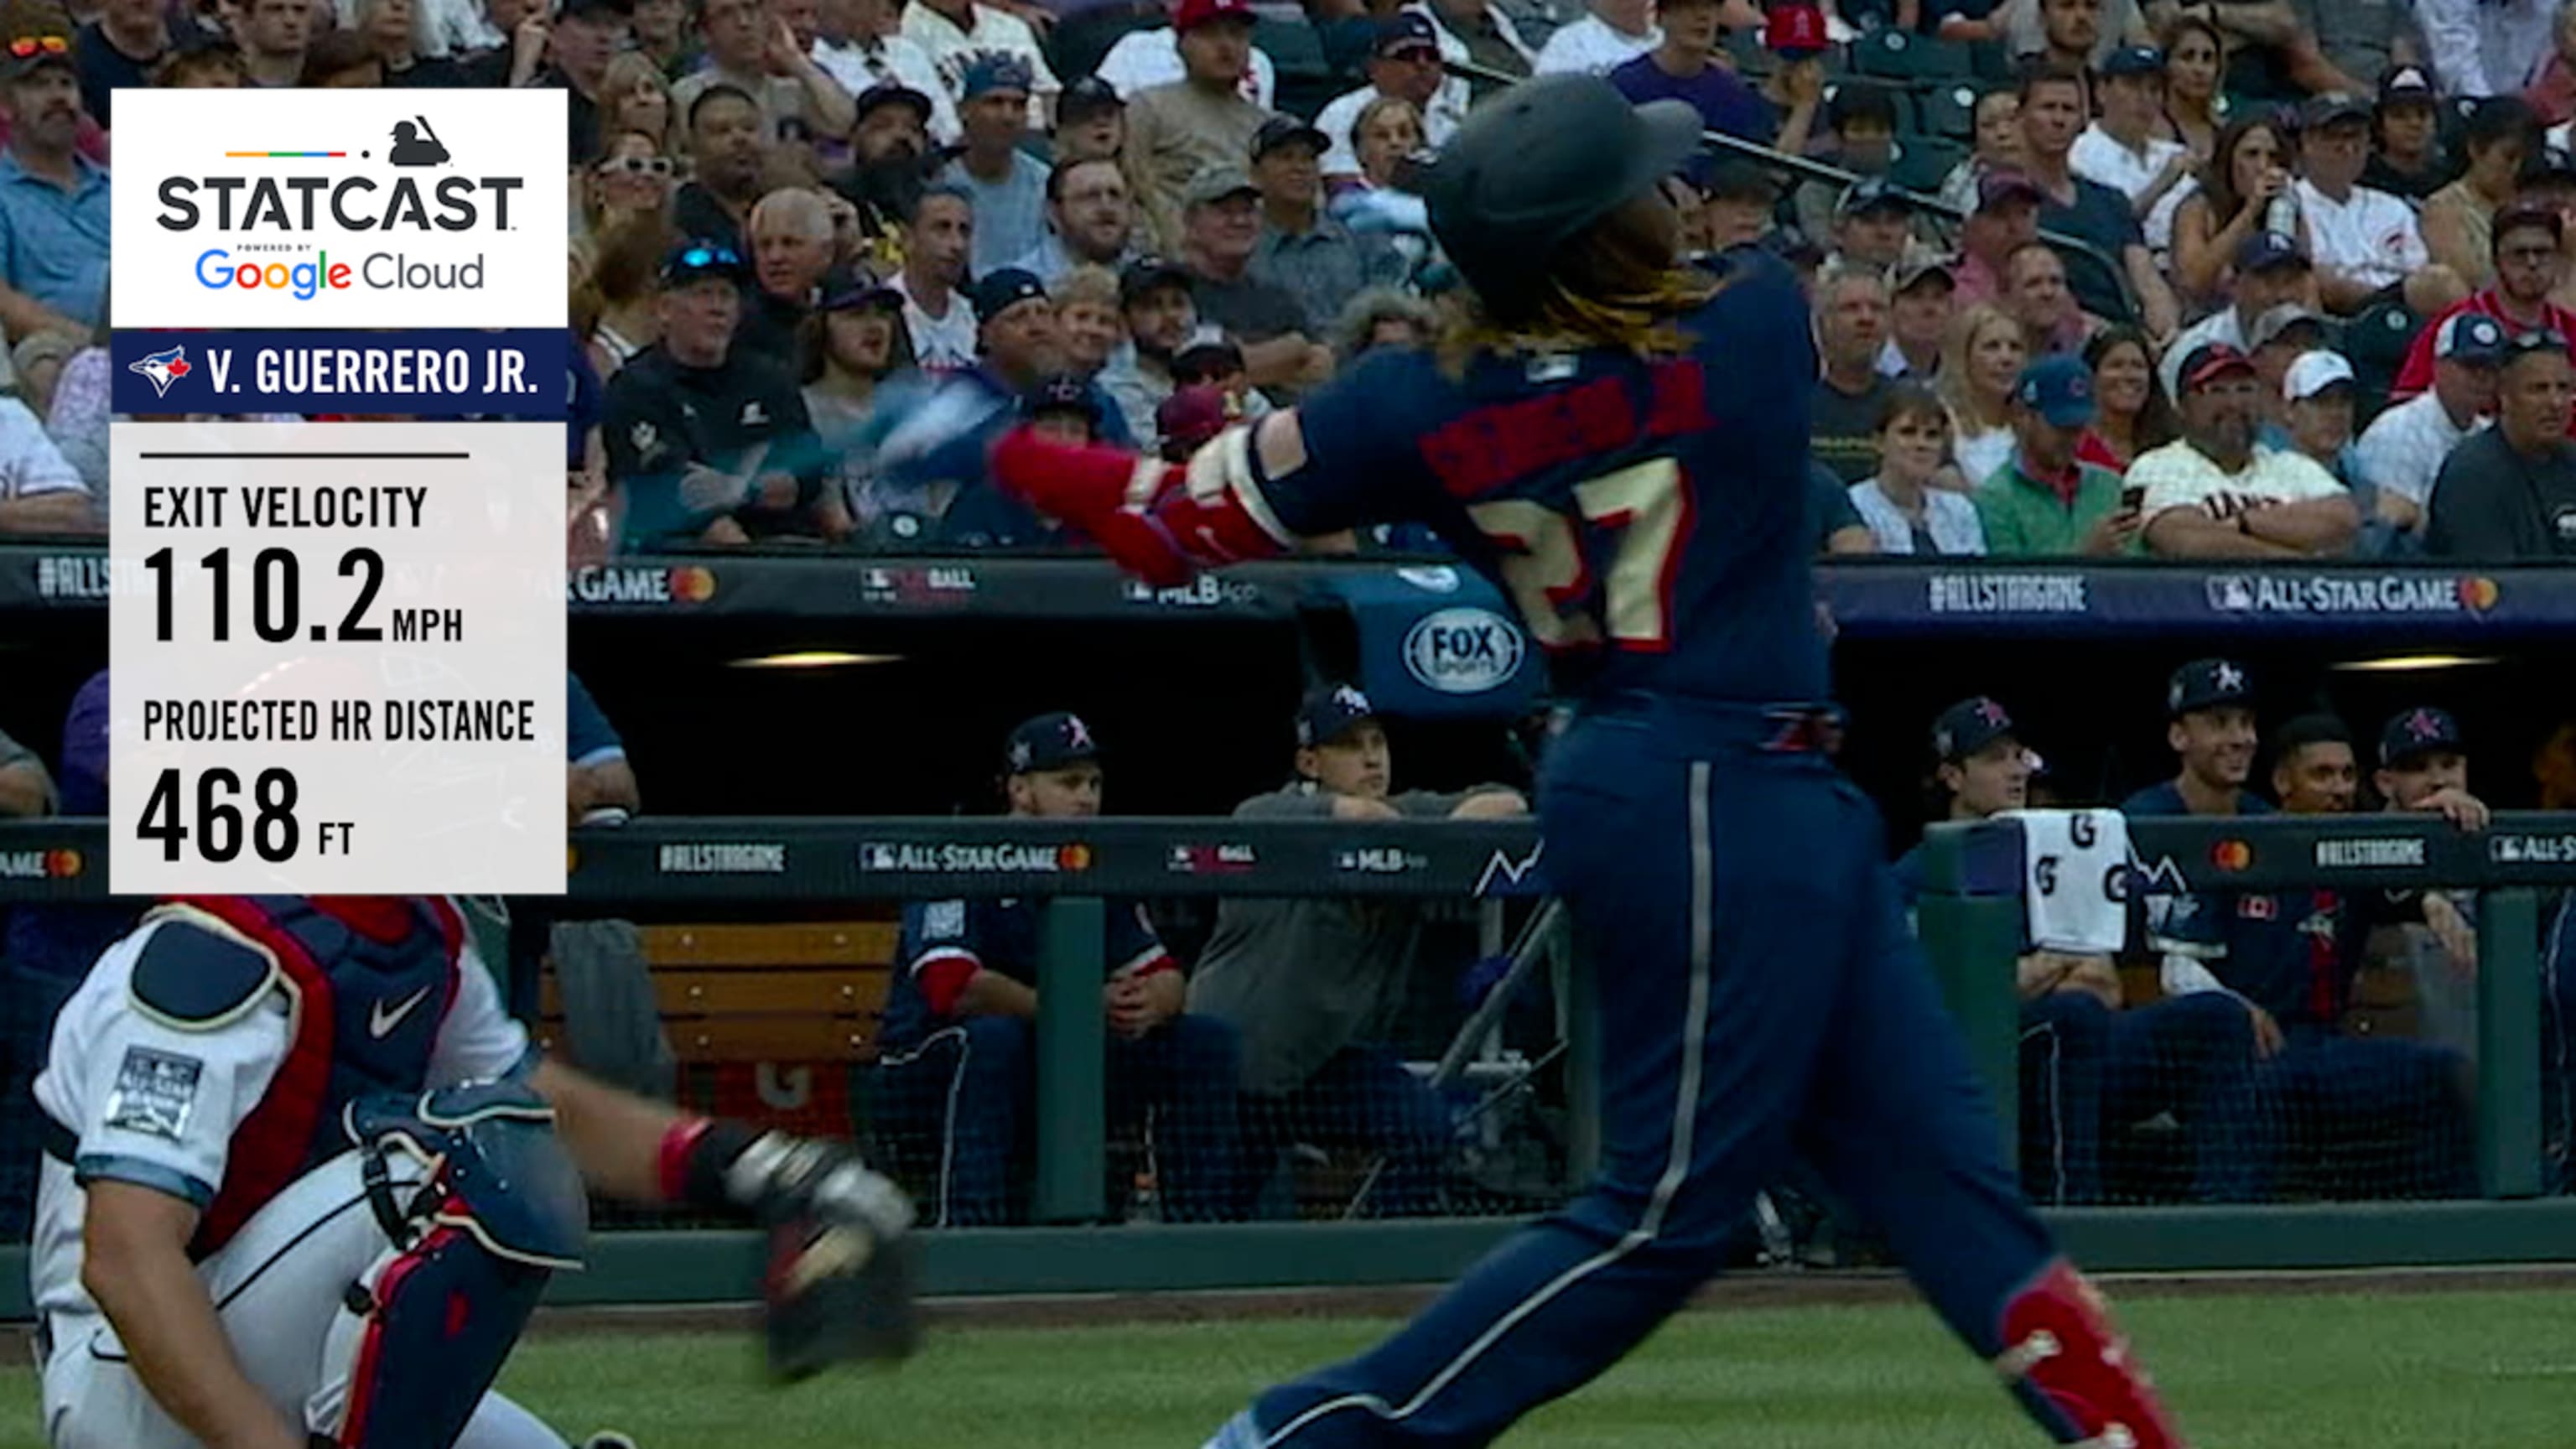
left=161, top=117, right=523, bottom=301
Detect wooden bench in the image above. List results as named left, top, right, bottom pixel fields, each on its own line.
left=541, top=920, right=900, bottom=1066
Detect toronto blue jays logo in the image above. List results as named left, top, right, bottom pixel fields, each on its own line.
left=128, top=345, right=193, bottom=399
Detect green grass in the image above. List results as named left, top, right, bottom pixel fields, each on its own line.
left=6, top=1288, right=2573, bottom=1447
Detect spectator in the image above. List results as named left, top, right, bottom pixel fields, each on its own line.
left=2297, top=92, right=2459, bottom=316
left=72, top=0, right=160, bottom=126
left=2018, top=63, right=2179, bottom=336
left=2278, top=350, right=2365, bottom=489
left=2244, top=300, right=2329, bottom=410
left=673, top=86, right=769, bottom=259
left=1332, top=286, right=1435, bottom=366
left=891, top=184, right=978, bottom=373
left=11, top=324, right=69, bottom=414
left=1975, top=353, right=2137, bottom=554
left=2365, top=65, right=2453, bottom=200
left=2396, top=204, right=2576, bottom=395
left=1021, top=371, right=1109, bottom=446
left=1178, top=164, right=1332, bottom=395
left=2005, top=240, right=2100, bottom=356
left=1124, top=0, right=1267, bottom=251
left=2158, top=12, right=2225, bottom=163
left=1826, top=179, right=1915, bottom=273
left=39, top=335, right=98, bottom=491
left=1851, top=385, right=1986, bottom=553
left=0, top=722, right=46, bottom=816
left=1533, top=0, right=1656, bottom=73
left=1701, top=156, right=1779, bottom=251
left=2162, top=231, right=2316, bottom=398
left=939, top=268, right=1134, bottom=545
left=1811, top=459, right=1878, bottom=553
left=1420, top=0, right=1536, bottom=101
left=582, top=132, right=678, bottom=244
left=0, top=379, right=85, bottom=532
left=809, top=0, right=959, bottom=143
left=2423, top=97, right=2540, bottom=288
left=1939, top=302, right=2028, bottom=485
left=596, top=55, right=675, bottom=151
left=1013, top=156, right=1139, bottom=284
left=153, top=41, right=244, bottom=87
left=1611, top=0, right=1777, bottom=152
left=1098, top=255, right=1200, bottom=446
left=2418, top=0, right=2550, bottom=100
left=1169, top=328, right=1271, bottom=423
left=1937, top=87, right=2025, bottom=215
left=876, top=713, right=1241, bottom=1226
left=901, top=0, right=1055, bottom=124
left=300, top=26, right=384, bottom=86
left=2357, top=310, right=2503, bottom=534
left=1810, top=266, right=1896, bottom=484
left=939, top=51, right=1051, bottom=276
left=1187, top=685, right=1525, bottom=1219
left=1249, top=116, right=1397, bottom=339
left=802, top=268, right=918, bottom=532
left=1093, top=0, right=1275, bottom=108
left=1753, top=23, right=1828, bottom=159
left=2075, top=325, right=2178, bottom=473
left=1881, top=257, right=1955, bottom=382
left=233, top=0, right=310, bottom=84
left=602, top=238, right=843, bottom=548
left=1318, top=13, right=1462, bottom=184
left=1052, top=264, right=1126, bottom=377
left=2428, top=327, right=2576, bottom=557
left=2303, top=0, right=2422, bottom=91
left=1052, top=75, right=1125, bottom=166
left=675, top=0, right=855, bottom=153
left=2171, top=112, right=2305, bottom=308
left=1894, top=696, right=2266, bottom=1206
left=2532, top=0, right=2576, bottom=123
left=586, top=214, right=672, bottom=377
left=0, top=7, right=101, bottom=339
left=1954, top=169, right=2044, bottom=308
left=836, top=82, right=937, bottom=268
left=2072, top=45, right=2190, bottom=221
left=2134, top=341, right=2360, bottom=558
left=737, top=187, right=839, bottom=361
left=1341, top=95, right=1425, bottom=197
left=534, top=0, right=632, bottom=164
left=2202, top=0, right=2353, bottom=106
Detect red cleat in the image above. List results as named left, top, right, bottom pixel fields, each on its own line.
left=1996, top=1260, right=2188, bottom=1449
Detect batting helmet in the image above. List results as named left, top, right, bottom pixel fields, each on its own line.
left=1418, top=74, right=1703, bottom=307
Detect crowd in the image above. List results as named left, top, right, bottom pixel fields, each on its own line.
left=0, top=0, right=2567, bottom=556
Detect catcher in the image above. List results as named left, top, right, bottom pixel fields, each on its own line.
left=31, top=895, right=917, bottom=1449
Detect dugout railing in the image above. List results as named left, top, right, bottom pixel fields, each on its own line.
left=0, top=813, right=2570, bottom=1316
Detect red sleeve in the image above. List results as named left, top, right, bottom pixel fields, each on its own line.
left=2389, top=300, right=2462, bottom=401
left=991, top=425, right=1290, bottom=586
left=913, top=949, right=981, bottom=1017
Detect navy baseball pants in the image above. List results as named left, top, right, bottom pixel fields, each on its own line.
left=1227, top=702, right=2062, bottom=1446
left=2020, top=991, right=2270, bottom=1205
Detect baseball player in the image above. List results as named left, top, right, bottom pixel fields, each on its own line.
left=982, top=71, right=2184, bottom=1449
left=32, top=895, right=917, bottom=1449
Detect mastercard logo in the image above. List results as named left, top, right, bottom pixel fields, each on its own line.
left=2210, top=840, right=2253, bottom=872
left=1057, top=844, right=1093, bottom=871
left=45, top=849, right=81, bottom=878
left=669, top=567, right=718, bottom=604
left=567, top=844, right=580, bottom=874
left=2456, top=576, right=2501, bottom=612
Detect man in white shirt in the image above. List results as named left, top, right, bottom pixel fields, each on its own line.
left=937, top=51, right=1052, bottom=275
left=1316, top=13, right=1465, bottom=179
left=2294, top=91, right=2454, bottom=316
left=811, top=0, right=960, bottom=143
left=2418, top=0, right=2550, bottom=97
left=902, top=0, right=1059, bottom=125
left=2070, top=45, right=2186, bottom=215
left=1096, top=14, right=1277, bottom=106
left=2137, top=340, right=2361, bottom=558
left=894, top=184, right=981, bottom=371
left=1531, top=0, right=1657, bottom=74
left=2355, top=310, right=2504, bottom=534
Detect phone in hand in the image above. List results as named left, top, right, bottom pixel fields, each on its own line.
left=2120, top=484, right=2147, bottom=513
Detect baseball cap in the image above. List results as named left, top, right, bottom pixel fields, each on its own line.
left=661, top=237, right=748, bottom=286
left=1252, top=114, right=1330, bottom=161
left=1157, top=384, right=1233, bottom=453
left=558, top=0, right=633, bottom=21
left=1765, top=1, right=1827, bottom=56
left=1702, top=156, right=1779, bottom=202
left=2178, top=340, right=2257, bottom=391
left=2378, top=65, right=2436, bottom=107
left=2379, top=706, right=2466, bottom=767
left=853, top=80, right=934, bottom=124
left=972, top=267, right=1049, bottom=325
left=2301, top=91, right=2371, bottom=128
left=2496, top=201, right=2567, bottom=244
left=1836, top=177, right=1909, bottom=220
left=1976, top=169, right=2044, bottom=211
left=1373, top=11, right=1439, bottom=56
left=1174, top=0, right=1255, bottom=30
left=1296, top=684, right=1377, bottom=748
left=1005, top=711, right=1101, bottom=773
left=1057, top=74, right=1123, bottom=122
left=818, top=264, right=902, bottom=311
left=2235, top=231, right=2312, bottom=273
left=1894, top=254, right=1957, bottom=294
left=1118, top=255, right=1192, bottom=305
left=1023, top=371, right=1101, bottom=424
left=2013, top=354, right=2097, bottom=428
left=1932, top=696, right=2019, bottom=763
left=1184, top=162, right=1260, bottom=208
left=2247, top=302, right=2328, bottom=351
left=2283, top=349, right=2356, bottom=402
left=958, top=49, right=1035, bottom=100
left=2435, top=311, right=2510, bottom=364
left=2168, top=658, right=2255, bottom=719
left=1171, top=325, right=1246, bottom=382
left=2100, top=44, right=2163, bottom=78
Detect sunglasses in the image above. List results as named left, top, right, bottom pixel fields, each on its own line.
left=7, top=34, right=67, bottom=58
left=2506, top=328, right=2569, bottom=358
left=597, top=154, right=675, bottom=177
left=666, top=241, right=743, bottom=278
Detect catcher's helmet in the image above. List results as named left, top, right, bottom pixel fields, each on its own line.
left=1418, top=74, right=1703, bottom=306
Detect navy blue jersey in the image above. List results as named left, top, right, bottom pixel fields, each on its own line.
left=1276, top=252, right=1828, bottom=707
left=881, top=896, right=1171, bottom=1050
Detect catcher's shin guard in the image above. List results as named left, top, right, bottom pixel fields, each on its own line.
left=1996, top=1260, right=2187, bottom=1449
left=316, top=1223, right=553, bottom=1448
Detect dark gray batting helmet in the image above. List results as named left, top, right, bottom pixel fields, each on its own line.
left=1418, top=74, right=1704, bottom=307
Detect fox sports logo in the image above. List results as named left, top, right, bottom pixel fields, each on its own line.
left=1403, top=607, right=1524, bottom=694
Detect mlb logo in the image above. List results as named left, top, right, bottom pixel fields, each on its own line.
left=861, top=844, right=897, bottom=870
left=2238, top=896, right=2277, bottom=921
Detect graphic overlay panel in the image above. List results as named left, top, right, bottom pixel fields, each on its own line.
left=111, top=89, right=567, bottom=329
left=107, top=422, right=566, bottom=894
